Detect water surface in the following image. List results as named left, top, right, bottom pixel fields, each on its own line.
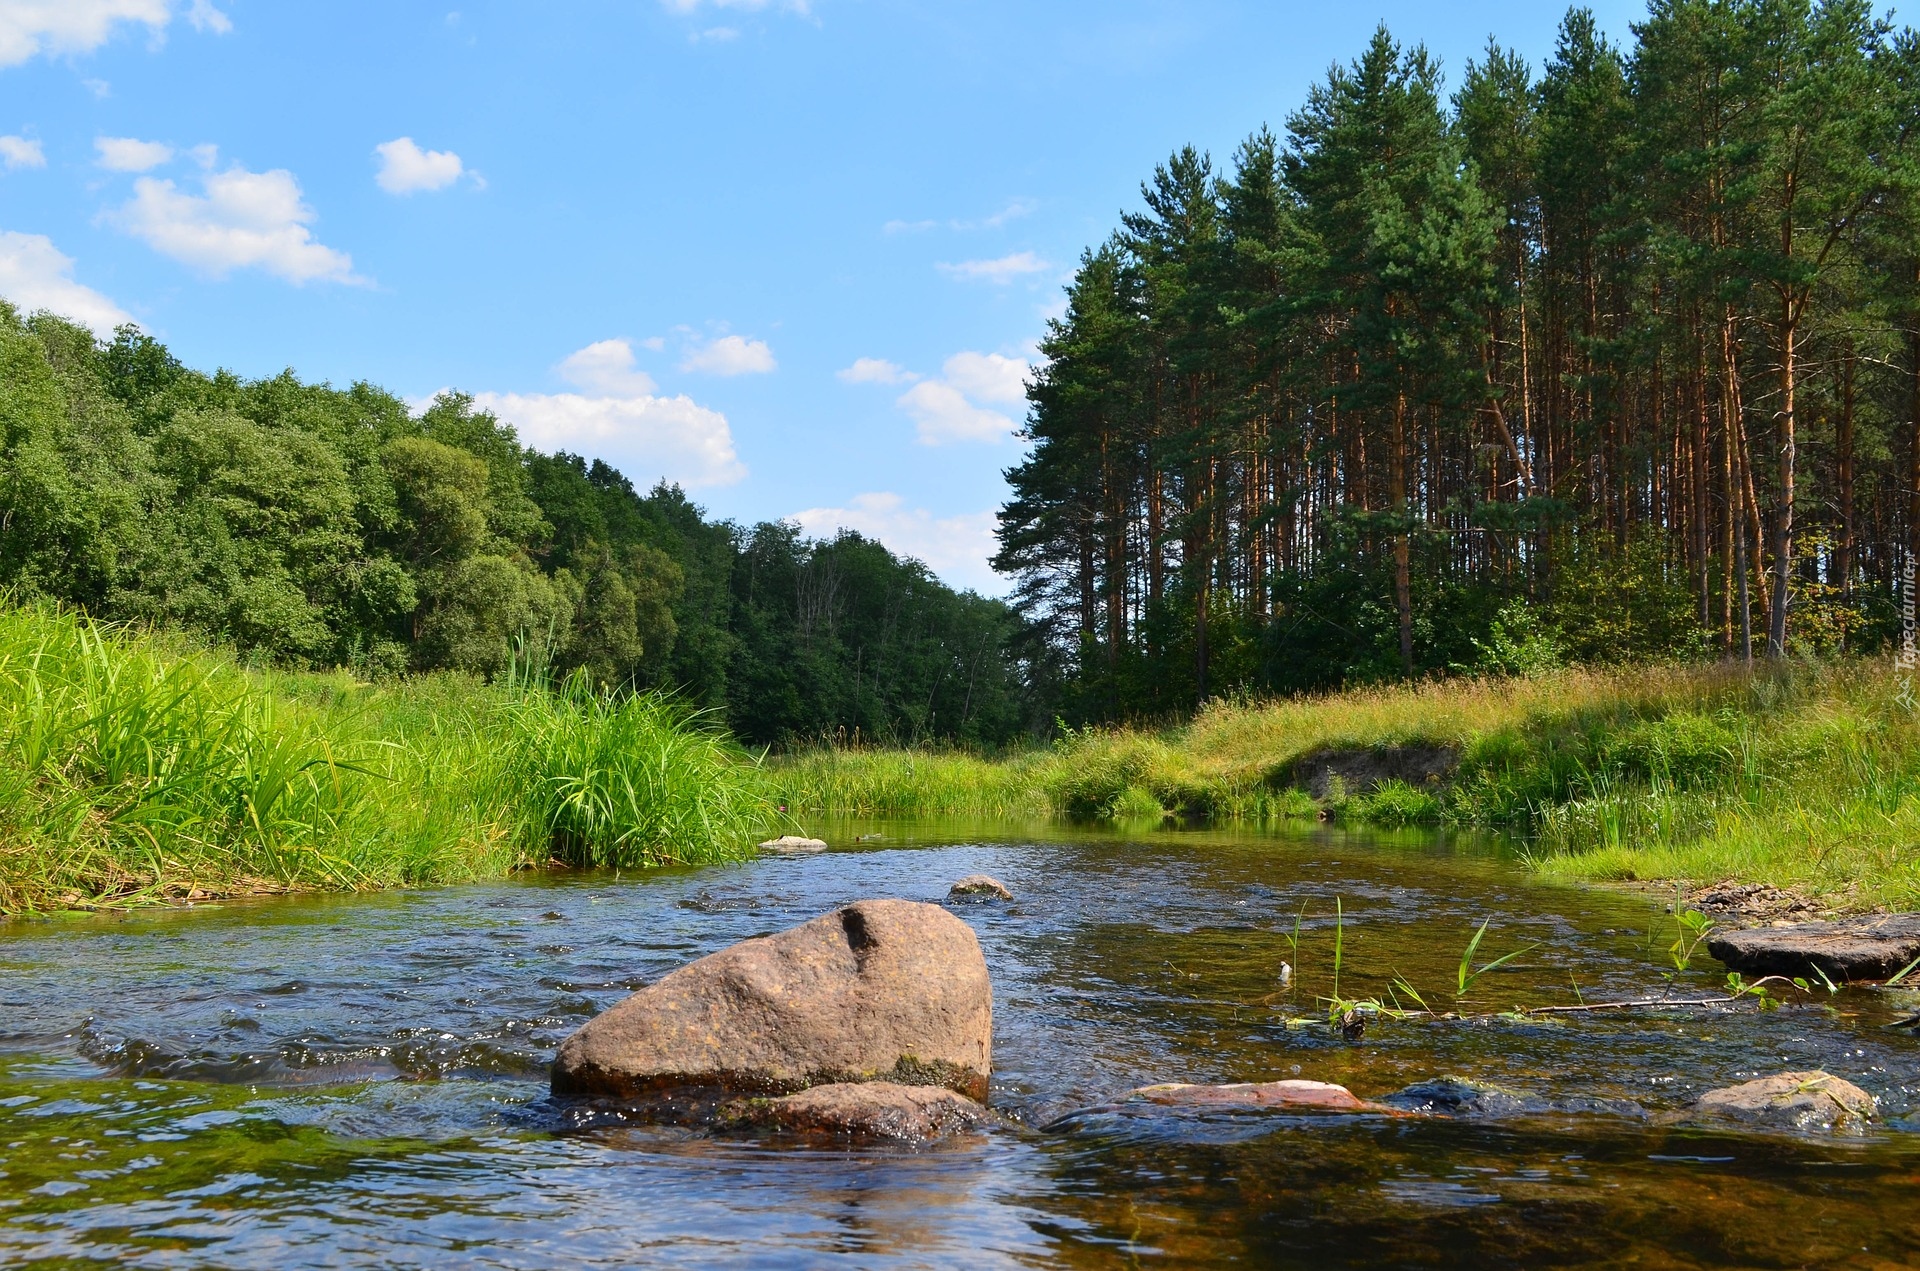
left=2, top=821, right=1916, bottom=1267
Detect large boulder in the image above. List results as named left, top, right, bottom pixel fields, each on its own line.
left=552, top=899, right=992, bottom=1102
left=1706, top=913, right=1920, bottom=982
left=1688, top=1071, right=1874, bottom=1134
left=729, top=1081, right=991, bottom=1142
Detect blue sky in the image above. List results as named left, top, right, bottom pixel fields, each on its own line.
left=0, top=0, right=1642, bottom=593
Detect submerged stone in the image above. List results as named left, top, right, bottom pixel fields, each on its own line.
left=727, top=1081, right=992, bottom=1142
left=948, top=874, right=1013, bottom=901
left=551, top=899, right=993, bottom=1102
left=1687, top=1070, right=1874, bottom=1134
left=1386, top=1076, right=1647, bottom=1121
left=1706, top=913, right=1920, bottom=982
left=1122, top=1079, right=1383, bottom=1112
left=758, top=835, right=829, bottom=853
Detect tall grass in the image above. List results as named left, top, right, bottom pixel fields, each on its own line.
left=775, top=661, right=1920, bottom=910
left=502, top=673, right=769, bottom=868
left=0, top=606, right=771, bottom=913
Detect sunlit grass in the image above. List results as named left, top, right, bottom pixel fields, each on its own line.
left=0, top=605, right=772, bottom=913
left=776, top=660, right=1920, bottom=910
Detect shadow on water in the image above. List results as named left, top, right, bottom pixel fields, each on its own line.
left=0, top=819, right=1916, bottom=1267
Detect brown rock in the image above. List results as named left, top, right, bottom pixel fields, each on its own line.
left=552, top=899, right=992, bottom=1102
left=732, top=1081, right=992, bottom=1142
left=1690, top=1071, right=1875, bottom=1134
left=1706, top=913, right=1920, bottom=982
left=759, top=835, right=829, bottom=853
left=948, top=874, right=1013, bottom=901
left=1124, top=1079, right=1381, bottom=1112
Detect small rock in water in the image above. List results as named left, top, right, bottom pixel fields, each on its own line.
left=1339, top=1008, right=1366, bottom=1041
left=1387, top=1076, right=1647, bottom=1121
left=758, top=835, right=829, bottom=853
left=728, top=1081, right=991, bottom=1143
left=1123, top=1079, right=1385, bottom=1113
left=1706, top=913, right=1920, bottom=982
left=1687, top=1070, right=1875, bottom=1134
left=1277, top=962, right=1292, bottom=986
left=1689, top=881, right=1817, bottom=922
left=948, top=874, right=1013, bottom=901
left=854, top=833, right=885, bottom=842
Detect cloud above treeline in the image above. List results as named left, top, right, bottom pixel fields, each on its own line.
left=430, top=338, right=747, bottom=491
left=936, top=251, right=1048, bottom=284
left=108, top=160, right=360, bottom=285
left=841, top=349, right=1031, bottom=445
left=680, top=332, right=775, bottom=375
left=789, top=492, right=1002, bottom=594
left=0, top=229, right=131, bottom=332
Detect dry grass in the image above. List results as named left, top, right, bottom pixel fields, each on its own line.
left=777, top=661, right=1920, bottom=911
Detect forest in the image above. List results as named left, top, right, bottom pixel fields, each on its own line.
left=999, top=2, right=1920, bottom=717
left=10, top=2, right=1920, bottom=744
left=0, top=305, right=1030, bottom=747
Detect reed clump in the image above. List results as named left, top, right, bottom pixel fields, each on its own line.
left=0, top=605, right=771, bottom=913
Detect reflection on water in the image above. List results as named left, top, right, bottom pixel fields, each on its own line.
left=0, top=820, right=1916, bottom=1267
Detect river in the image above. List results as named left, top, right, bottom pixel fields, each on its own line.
left=1, top=821, right=1916, bottom=1267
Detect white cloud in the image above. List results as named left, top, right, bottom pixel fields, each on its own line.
left=937, top=251, right=1049, bottom=284
left=0, top=0, right=228, bottom=69
left=939, top=351, right=1028, bottom=404
left=0, top=134, right=43, bottom=169
left=110, top=163, right=360, bottom=284
left=897, top=380, right=1016, bottom=445
left=692, top=26, right=739, bottom=41
left=558, top=338, right=657, bottom=395
left=373, top=136, right=465, bottom=195
left=790, top=493, right=1003, bottom=594
left=185, top=0, right=229, bottom=33
left=0, top=0, right=166, bottom=67
left=0, top=229, right=131, bottom=333
left=472, top=390, right=746, bottom=489
left=868, top=350, right=1030, bottom=444
left=885, top=200, right=1035, bottom=236
left=681, top=332, right=775, bottom=375
left=978, top=199, right=1035, bottom=229
left=660, top=0, right=811, bottom=13
left=837, top=356, right=917, bottom=385
left=95, top=135, right=172, bottom=171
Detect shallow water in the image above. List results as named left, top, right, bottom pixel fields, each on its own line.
left=1, top=821, right=1916, bottom=1268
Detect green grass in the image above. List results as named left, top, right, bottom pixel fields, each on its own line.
left=0, top=605, right=773, bottom=913
left=774, top=661, right=1920, bottom=911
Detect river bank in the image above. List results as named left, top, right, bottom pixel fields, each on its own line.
left=774, top=661, right=1920, bottom=912
left=0, top=606, right=771, bottom=913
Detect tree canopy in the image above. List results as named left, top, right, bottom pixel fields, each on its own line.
left=999, top=4, right=1920, bottom=717
left=0, top=306, right=1032, bottom=747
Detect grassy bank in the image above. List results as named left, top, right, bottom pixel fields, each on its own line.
left=774, top=662, right=1920, bottom=911
left=0, top=606, right=773, bottom=913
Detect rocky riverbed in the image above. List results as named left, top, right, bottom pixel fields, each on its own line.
left=1, top=820, right=1916, bottom=1267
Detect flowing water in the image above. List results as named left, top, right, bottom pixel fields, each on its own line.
left=1, top=822, right=1916, bottom=1268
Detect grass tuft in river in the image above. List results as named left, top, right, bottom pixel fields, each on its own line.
left=0, top=604, right=772, bottom=912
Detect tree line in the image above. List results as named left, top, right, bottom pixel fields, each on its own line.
left=0, top=305, right=1031, bottom=746
left=998, top=2, right=1920, bottom=717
